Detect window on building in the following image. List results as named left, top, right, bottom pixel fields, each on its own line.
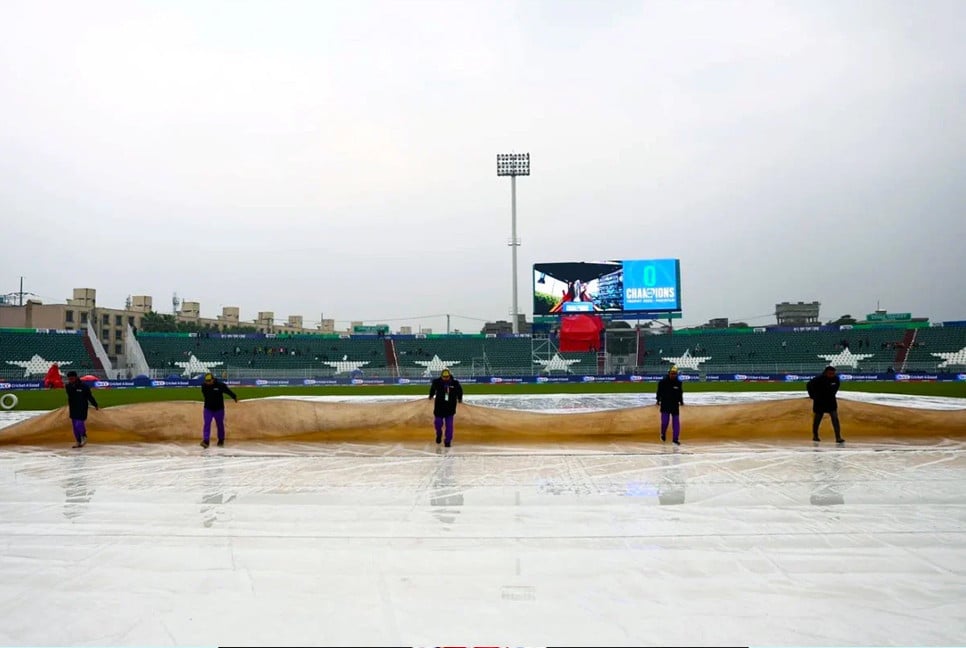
left=80, top=312, right=88, bottom=324
left=115, top=328, right=122, bottom=340
left=102, top=329, right=110, bottom=340
left=115, top=315, right=123, bottom=326
left=128, top=316, right=135, bottom=326
left=115, top=344, right=123, bottom=356
left=102, top=314, right=110, bottom=325
left=66, top=310, right=74, bottom=323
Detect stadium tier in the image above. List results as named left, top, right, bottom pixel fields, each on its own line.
left=136, top=333, right=388, bottom=377
left=5, top=324, right=963, bottom=382
left=481, top=336, right=531, bottom=374
left=640, top=327, right=917, bottom=373
left=0, top=329, right=99, bottom=380
left=904, top=326, right=966, bottom=369
left=392, top=336, right=488, bottom=377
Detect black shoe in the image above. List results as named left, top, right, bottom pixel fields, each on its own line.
left=72, top=441, right=83, bottom=449
left=660, top=433, right=666, bottom=442
left=78, top=436, right=87, bottom=448
left=835, top=437, right=845, bottom=444
left=200, top=440, right=210, bottom=449
left=672, top=440, right=680, bottom=446
left=216, top=439, right=224, bottom=447
left=812, top=436, right=821, bottom=442
left=444, top=442, right=451, bottom=448
left=435, top=433, right=442, bottom=444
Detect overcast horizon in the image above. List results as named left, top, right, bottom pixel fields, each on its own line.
left=2, top=0, right=964, bottom=333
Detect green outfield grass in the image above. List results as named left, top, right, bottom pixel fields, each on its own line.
left=3, top=380, right=964, bottom=411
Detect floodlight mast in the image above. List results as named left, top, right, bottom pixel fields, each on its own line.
left=496, top=153, right=530, bottom=334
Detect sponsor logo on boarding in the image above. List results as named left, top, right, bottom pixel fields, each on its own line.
left=0, top=382, right=12, bottom=390
left=629, top=375, right=644, bottom=382
left=957, top=373, right=966, bottom=381
left=581, top=375, right=596, bottom=382
left=397, top=378, right=411, bottom=385
left=785, top=374, right=803, bottom=381
left=351, top=378, right=364, bottom=385
left=734, top=373, right=774, bottom=381
left=94, top=381, right=111, bottom=388
left=303, top=379, right=317, bottom=385
left=895, top=374, right=939, bottom=381
left=536, top=376, right=549, bottom=383
left=151, top=380, right=166, bottom=387
left=490, top=377, right=503, bottom=383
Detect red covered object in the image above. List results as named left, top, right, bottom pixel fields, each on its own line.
left=558, top=314, right=604, bottom=352
left=43, top=363, right=64, bottom=389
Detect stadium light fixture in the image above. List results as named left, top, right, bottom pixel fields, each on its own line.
left=497, top=153, right=530, bottom=334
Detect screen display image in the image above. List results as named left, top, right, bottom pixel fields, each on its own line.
left=533, top=259, right=680, bottom=315
left=621, top=259, right=680, bottom=311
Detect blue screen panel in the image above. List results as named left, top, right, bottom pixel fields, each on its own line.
left=621, top=259, right=680, bottom=311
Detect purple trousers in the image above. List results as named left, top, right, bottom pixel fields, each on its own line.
left=434, top=416, right=454, bottom=443
left=660, top=412, right=681, bottom=442
left=203, top=408, right=226, bottom=443
left=71, top=419, right=87, bottom=443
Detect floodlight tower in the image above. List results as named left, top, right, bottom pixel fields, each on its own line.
left=496, top=152, right=530, bottom=334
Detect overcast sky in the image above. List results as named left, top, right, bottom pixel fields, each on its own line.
left=1, top=0, right=964, bottom=332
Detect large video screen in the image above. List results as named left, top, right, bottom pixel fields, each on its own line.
left=532, top=259, right=681, bottom=315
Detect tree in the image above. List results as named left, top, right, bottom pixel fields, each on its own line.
left=140, top=311, right=178, bottom=332
left=829, top=314, right=857, bottom=326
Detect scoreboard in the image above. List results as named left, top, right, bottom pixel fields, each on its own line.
left=533, top=258, right=682, bottom=316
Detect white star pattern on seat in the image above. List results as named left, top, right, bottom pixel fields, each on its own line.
left=173, top=354, right=224, bottom=377
left=534, top=353, right=582, bottom=373
left=323, top=355, right=370, bottom=374
left=413, top=354, right=461, bottom=377
left=817, top=347, right=875, bottom=368
left=661, top=349, right=712, bottom=371
left=4, top=354, right=73, bottom=378
left=932, top=346, right=966, bottom=368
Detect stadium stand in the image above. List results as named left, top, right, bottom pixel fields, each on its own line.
left=640, top=327, right=909, bottom=373
left=392, top=336, right=487, bottom=376
left=136, top=333, right=387, bottom=376
left=904, top=326, right=966, bottom=369
left=0, top=329, right=99, bottom=379
left=481, top=336, right=530, bottom=374
left=7, top=323, right=960, bottom=382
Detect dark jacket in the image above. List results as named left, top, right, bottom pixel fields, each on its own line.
left=807, top=373, right=840, bottom=412
left=656, top=375, right=684, bottom=414
left=202, top=380, right=238, bottom=411
left=65, top=381, right=98, bottom=420
left=429, top=378, right=463, bottom=417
